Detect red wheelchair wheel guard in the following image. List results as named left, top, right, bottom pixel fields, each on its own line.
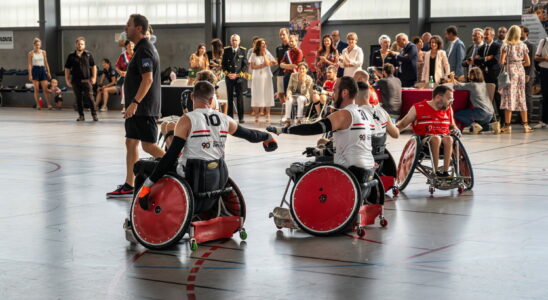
left=131, top=175, right=193, bottom=249
left=396, top=135, right=421, bottom=191
left=290, top=164, right=360, bottom=236
left=453, top=136, right=474, bottom=190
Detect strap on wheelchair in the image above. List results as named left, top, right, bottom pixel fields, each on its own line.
left=185, top=158, right=229, bottom=213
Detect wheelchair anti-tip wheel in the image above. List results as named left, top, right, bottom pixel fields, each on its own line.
left=290, top=163, right=361, bottom=236
left=130, top=175, right=194, bottom=250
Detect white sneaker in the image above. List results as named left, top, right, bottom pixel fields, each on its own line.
left=121, top=108, right=125, bottom=114
left=533, top=122, right=547, bottom=129
left=100, top=107, right=108, bottom=112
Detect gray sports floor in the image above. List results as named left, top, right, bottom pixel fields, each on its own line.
left=1, top=108, right=547, bottom=300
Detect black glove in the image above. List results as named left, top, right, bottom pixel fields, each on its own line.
left=263, top=135, right=278, bottom=152
left=302, top=147, right=319, bottom=157
left=266, top=125, right=287, bottom=135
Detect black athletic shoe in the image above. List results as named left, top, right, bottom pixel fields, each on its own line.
left=76, top=115, right=85, bottom=122
left=239, top=119, right=245, bottom=124
left=436, top=171, right=451, bottom=178
left=107, top=183, right=134, bottom=198
left=92, top=115, right=99, bottom=122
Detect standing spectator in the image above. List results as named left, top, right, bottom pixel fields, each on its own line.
left=421, top=35, right=450, bottom=84
left=247, top=36, right=259, bottom=116
left=474, top=27, right=502, bottom=117
left=116, top=40, right=134, bottom=113
left=284, top=62, right=315, bottom=124
left=95, top=58, right=118, bottom=111
left=395, top=33, right=419, bottom=87
left=28, top=38, right=52, bottom=109
left=374, top=63, right=402, bottom=122
left=207, top=38, right=224, bottom=80
left=421, top=32, right=432, bottom=51
left=497, top=26, right=508, bottom=43
left=249, top=38, right=277, bottom=123
left=64, top=37, right=98, bottom=122
left=521, top=25, right=536, bottom=124
left=462, top=28, right=484, bottom=81
left=280, top=34, right=303, bottom=96
left=445, top=26, right=466, bottom=78
left=534, top=33, right=548, bottom=128
left=315, top=34, right=339, bottom=85
left=107, top=14, right=165, bottom=198
left=331, top=30, right=348, bottom=77
left=222, top=34, right=248, bottom=123
left=275, top=28, right=290, bottom=104
left=499, top=25, right=532, bottom=133
left=371, top=35, right=398, bottom=79
left=188, top=44, right=209, bottom=85
left=412, top=36, right=425, bottom=81
left=449, top=68, right=494, bottom=134
left=340, top=32, right=363, bottom=77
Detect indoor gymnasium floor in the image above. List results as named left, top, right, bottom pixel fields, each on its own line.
left=1, top=107, right=548, bottom=300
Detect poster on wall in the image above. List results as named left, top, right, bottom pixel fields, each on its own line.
left=290, top=2, right=321, bottom=72
left=0, top=31, right=14, bottom=49
left=522, top=0, right=548, bottom=44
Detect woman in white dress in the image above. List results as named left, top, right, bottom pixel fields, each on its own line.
left=340, top=32, right=364, bottom=77
left=249, top=38, right=277, bottom=123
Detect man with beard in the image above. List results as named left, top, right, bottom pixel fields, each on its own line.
left=396, top=85, right=459, bottom=178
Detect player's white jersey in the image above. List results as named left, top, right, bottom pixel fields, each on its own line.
left=333, top=104, right=374, bottom=169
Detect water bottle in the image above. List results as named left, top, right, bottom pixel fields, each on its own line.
left=39, top=97, right=43, bottom=108
left=428, top=76, right=435, bottom=89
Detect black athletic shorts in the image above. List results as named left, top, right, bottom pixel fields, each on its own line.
left=125, top=116, right=158, bottom=143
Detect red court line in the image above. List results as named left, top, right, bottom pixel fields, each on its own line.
left=187, top=246, right=222, bottom=300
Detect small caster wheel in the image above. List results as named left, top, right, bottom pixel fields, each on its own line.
left=357, top=227, right=366, bottom=237
left=239, top=229, right=247, bottom=240
left=380, top=218, right=388, bottom=228
left=429, top=187, right=435, bottom=194
left=190, top=239, right=198, bottom=251
left=458, top=187, right=464, bottom=194
left=392, top=187, right=399, bottom=197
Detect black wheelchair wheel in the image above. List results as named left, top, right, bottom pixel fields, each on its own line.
left=396, top=135, right=421, bottom=191
left=453, top=136, right=474, bottom=190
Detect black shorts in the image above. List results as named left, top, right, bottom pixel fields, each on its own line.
left=125, top=116, right=158, bottom=143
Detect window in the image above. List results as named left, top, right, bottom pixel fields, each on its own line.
left=431, top=0, right=521, bottom=17
left=60, top=0, right=204, bottom=26
left=330, top=0, right=409, bottom=20
left=0, top=1, right=39, bottom=27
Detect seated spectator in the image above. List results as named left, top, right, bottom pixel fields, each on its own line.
left=283, top=62, right=314, bottom=124
left=449, top=67, right=494, bottom=134
left=188, top=43, right=209, bottom=85
left=49, top=78, right=63, bottom=110
left=115, top=40, right=134, bottom=113
left=340, top=32, right=364, bottom=77
left=420, top=35, right=451, bottom=85
left=95, top=58, right=118, bottom=111
left=413, top=36, right=425, bottom=81
left=353, top=70, right=379, bottom=106
left=312, top=65, right=337, bottom=117
left=207, top=38, right=224, bottom=80
left=370, top=35, right=398, bottom=79
left=374, top=63, right=402, bottom=122
left=315, top=34, right=339, bottom=85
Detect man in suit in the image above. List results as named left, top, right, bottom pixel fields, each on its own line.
left=474, top=27, right=502, bottom=116
left=222, top=34, right=248, bottom=123
left=521, top=25, right=536, bottom=122
left=331, top=30, right=348, bottom=77
left=374, top=63, right=402, bottom=122
left=395, top=33, right=418, bottom=87
left=445, top=26, right=466, bottom=78
left=421, top=32, right=432, bottom=52
left=462, top=28, right=484, bottom=81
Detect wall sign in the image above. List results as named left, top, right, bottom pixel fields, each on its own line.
left=0, top=31, right=14, bottom=49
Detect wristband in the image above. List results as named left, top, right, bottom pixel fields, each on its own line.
left=132, top=99, right=140, bottom=105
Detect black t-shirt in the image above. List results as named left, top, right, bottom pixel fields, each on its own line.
left=124, top=38, right=161, bottom=117
left=64, top=50, right=95, bottom=81
left=429, top=56, right=436, bottom=79
left=102, top=68, right=118, bottom=84
left=275, top=44, right=290, bottom=76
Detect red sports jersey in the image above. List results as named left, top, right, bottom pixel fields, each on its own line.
left=412, top=100, right=452, bottom=136
left=369, top=86, right=379, bottom=106
left=323, top=80, right=335, bottom=92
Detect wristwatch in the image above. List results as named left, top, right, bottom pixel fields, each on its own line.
left=132, top=99, right=140, bottom=105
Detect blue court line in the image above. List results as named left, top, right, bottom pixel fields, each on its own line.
left=133, top=262, right=383, bottom=271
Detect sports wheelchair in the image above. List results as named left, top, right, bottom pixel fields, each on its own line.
left=269, top=143, right=388, bottom=237
left=125, top=158, right=247, bottom=251
left=394, top=133, right=474, bottom=195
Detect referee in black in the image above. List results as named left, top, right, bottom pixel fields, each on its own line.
left=107, top=14, right=165, bottom=198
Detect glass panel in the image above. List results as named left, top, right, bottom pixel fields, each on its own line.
left=431, top=0, right=521, bottom=17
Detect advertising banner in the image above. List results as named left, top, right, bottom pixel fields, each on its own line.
left=290, top=2, right=321, bottom=72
